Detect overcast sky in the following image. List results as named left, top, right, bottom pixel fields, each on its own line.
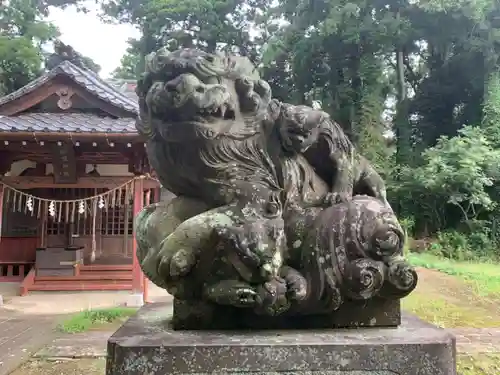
left=47, top=3, right=140, bottom=77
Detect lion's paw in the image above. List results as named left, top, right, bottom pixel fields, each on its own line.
left=158, top=248, right=196, bottom=281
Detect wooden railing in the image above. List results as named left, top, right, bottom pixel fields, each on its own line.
left=0, top=261, right=33, bottom=281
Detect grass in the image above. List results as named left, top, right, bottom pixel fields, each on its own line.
left=58, top=307, right=138, bottom=333
left=402, top=253, right=500, bottom=373
left=408, top=252, right=500, bottom=297
left=458, top=353, right=500, bottom=375
left=401, top=252, right=500, bottom=328
left=401, top=289, right=500, bottom=328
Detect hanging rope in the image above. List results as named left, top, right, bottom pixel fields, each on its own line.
left=0, top=173, right=161, bottom=228
left=0, top=173, right=161, bottom=259
left=90, top=195, right=97, bottom=263
left=0, top=174, right=159, bottom=204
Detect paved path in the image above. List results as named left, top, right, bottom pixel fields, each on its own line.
left=0, top=285, right=173, bottom=374
left=0, top=311, right=57, bottom=375
left=35, top=332, right=110, bottom=359
left=2, top=282, right=172, bottom=315
left=450, top=328, right=500, bottom=353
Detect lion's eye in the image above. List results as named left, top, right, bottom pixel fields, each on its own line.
left=195, top=86, right=205, bottom=93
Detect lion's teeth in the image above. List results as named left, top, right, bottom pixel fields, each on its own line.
left=220, top=105, right=226, bottom=118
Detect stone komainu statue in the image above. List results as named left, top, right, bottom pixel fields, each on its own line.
left=133, top=47, right=417, bottom=329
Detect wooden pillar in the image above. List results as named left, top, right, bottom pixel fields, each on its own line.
left=0, top=185, right=2, bottom=304
left=132, top=178, right=144, bottom=295
left=153, top=187, right=161, bottom=203
left=142, top=189, right=151, bottom=303
left=0, top=184, right=3, bottom=244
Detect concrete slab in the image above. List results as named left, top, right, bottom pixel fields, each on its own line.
left=2, top=281, right=171, bottom=315
left=0, top=281, right=171, bottom=374
left=0, top=314, right=57, bottom=375
left=34, top=300, right=174, bottom=360
left=35, top=332, right=111, bottom=359
left=125, top=293, right=144, bottom=308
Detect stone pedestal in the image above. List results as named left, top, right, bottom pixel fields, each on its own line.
left=106, top=303, right=457, bottom=375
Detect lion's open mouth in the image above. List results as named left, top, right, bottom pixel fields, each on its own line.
left=196, top=103, right=236, bottom=122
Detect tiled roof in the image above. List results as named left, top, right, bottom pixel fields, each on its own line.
left=0, top=113, right=137, bottom=134
left=120, top=83, right=139, bottom=101
left=0, top=61, right=139, bottom=114
left=107, top=79, right=139, bottom=101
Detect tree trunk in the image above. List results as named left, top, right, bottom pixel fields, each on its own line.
left=395, top=47, right=411, bottom=165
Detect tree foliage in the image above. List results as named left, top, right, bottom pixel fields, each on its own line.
left=111, top=42, right=140, bottom=79
left=0, top=0, right=59, bottom=94
left=0, top=0, right=101, bottom=95
left=100, top=0, right=271, bottom=74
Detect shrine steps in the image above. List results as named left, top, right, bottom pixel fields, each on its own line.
left=20, top=264, right=133, bottom=295
left=27, top=281, right=133, bottom=292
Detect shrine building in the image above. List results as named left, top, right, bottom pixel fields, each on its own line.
left=0, top=59, right=160, bottom=300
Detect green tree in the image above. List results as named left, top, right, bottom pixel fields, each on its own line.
left=0, top=0, right=61, bottom=94
left=0, top=36, right=44, bottom=95
left=103, top=0, right=271, bottom=75
left=0, top=0, right=91, bottom=95
left=261, top=0, right=403, bottom=171
left=400, top=126, right=500, bottom=229
left=104, top=0, right=500, bottom=253
left=111, top=42, right=141, bottom=79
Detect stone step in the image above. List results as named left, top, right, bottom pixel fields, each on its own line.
left=29, top=282, right=132, bottom=291
left=36, top=272, right=132, bottom=282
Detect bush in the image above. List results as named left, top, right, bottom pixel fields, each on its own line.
left=425, top=228, right=498, bottom=261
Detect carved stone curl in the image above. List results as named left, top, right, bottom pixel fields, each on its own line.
left=134, top=47, right=417, bottom=329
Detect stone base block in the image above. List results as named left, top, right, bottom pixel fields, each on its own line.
left=106, top=303, right=457, bottom=375
left=172, top=298, right=401, bottom=330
